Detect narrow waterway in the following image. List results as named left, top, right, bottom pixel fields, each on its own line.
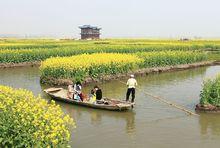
left=0, top=66, right=220, bottom=148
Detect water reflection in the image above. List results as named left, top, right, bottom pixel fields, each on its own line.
left=125, top=112, right=135, bottom=134
left=136, top=66, right=207, bottom=86
left=58, top=101, right=136, bottom=134
left=199, top=113, right=220, bottom=136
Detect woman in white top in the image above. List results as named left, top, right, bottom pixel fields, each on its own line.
left=73, top=81, right=83, bottom=101
left=126, top=74, right=137, bottom=103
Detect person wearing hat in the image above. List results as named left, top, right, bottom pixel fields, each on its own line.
left=126, top=74, right=137, bottom=103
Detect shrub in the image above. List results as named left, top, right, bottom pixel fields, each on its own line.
left=0, top=85, right=75, bottom=147
left=200, top=74, right=220, bottom=106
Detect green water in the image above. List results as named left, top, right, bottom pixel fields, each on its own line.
left=1, top=66, right=220, bottom=148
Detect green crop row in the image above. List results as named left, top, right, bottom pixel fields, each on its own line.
left=40, top=51, right=207, bottom=83
left=137, top=51, right=207, bottom=68
left=0, top=39, right=219, bottom=64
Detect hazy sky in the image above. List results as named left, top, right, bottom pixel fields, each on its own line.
left=0, top=0, right=220, bottom=38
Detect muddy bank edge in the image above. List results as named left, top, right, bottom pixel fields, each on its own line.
left=40, top=61, right=218, bottom=86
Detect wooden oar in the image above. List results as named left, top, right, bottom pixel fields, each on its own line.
left=44, top=87, right=62, bottom=93
left=118, top=80, right=199, bottom=116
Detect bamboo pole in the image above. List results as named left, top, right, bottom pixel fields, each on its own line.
left=118, top=80, right=199, bottom=116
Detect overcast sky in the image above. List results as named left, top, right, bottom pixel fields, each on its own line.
left=0, top=0, right=220, bottom=38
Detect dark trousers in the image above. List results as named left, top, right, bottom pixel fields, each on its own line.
left=126, top=88, right=135, bottom=102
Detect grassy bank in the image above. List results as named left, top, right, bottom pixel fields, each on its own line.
left=40, top=51, right=207, bottom=84
left=0, top=85, right=75, bottom=147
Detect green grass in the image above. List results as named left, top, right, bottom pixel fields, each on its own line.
left=200, top=74, right=220, bottom=106
left=207, top=52, right=220, bottom=61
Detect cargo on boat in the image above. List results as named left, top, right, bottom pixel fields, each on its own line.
left=44, top=88, right=133, bottom=111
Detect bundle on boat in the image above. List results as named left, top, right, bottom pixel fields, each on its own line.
left=196, top=74, right=220, bottom=112
left=44, top=87, right=133, bottom=111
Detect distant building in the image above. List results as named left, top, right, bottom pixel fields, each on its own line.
left=180, top=38, right=190, bottom=41
left=79, top=25, right=101, bottom=40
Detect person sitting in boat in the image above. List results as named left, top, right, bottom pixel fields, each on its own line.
left=73, top=81, right=83, bottom=101
left=89, top=88, right=96, bottom=104
left=67, top=81, right=74, bottom=99
left=88, top=85, right=103, bottom=104
left=94, top=85, right=103, bottom=104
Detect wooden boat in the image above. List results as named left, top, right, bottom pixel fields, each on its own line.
left=44, top=87, right=133, bottom=111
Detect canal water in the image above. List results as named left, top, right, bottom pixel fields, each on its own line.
left=1, top=65, right=220, bottom=148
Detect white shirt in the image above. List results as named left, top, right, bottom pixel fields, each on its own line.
left=127, top=78, right=137, bottom=88
left=74, top=84, right=82, bottom=94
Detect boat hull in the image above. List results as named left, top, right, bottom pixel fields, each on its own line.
left=44, top=88, right=132, bottom=111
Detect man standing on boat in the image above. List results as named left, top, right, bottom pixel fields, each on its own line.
left=126, top=74, right=137, bottom=103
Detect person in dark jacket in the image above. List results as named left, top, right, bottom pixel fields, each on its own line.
left=94, top=85, right=102, bottom=101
